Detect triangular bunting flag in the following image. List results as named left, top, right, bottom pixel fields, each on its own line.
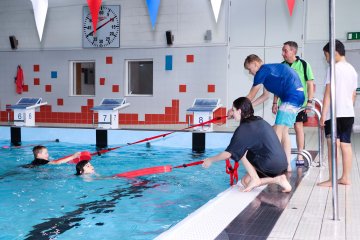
left=145, top=0, right=160, bottom=30
left=87, top=0, right=102, bottom=35
left=30, top=0, right=48, bottom=41
left=286, top=0, right=295, bottom=16
left=210, top=0, right=222, bottom=23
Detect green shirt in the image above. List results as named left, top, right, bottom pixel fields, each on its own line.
left=283, top=56, right=314, bottom=106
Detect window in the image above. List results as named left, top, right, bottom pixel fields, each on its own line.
left=70, top=61, right=95, bottom=96
left=126, top=60, right=153, bottom=96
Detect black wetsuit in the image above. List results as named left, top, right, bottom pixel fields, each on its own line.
left=225, top=117, right=287, bottom=178
left=22, top=158, right=49, bottom=168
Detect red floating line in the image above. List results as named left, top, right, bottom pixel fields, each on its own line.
left=114, top=165, right=172, bottom=178
left=173, top=160, right=204, bottom=168
left=54, top=116, right=228, bottom=162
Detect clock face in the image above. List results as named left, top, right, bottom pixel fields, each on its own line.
left=82, top=5, right=120, bottom=48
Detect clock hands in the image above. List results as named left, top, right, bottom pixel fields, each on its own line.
left=86, top=16, right=116, bottom=38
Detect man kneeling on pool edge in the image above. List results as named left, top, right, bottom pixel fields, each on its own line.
left=24, top=145, right=81, bottom=168
left=202, top=97, right=292, bottom=193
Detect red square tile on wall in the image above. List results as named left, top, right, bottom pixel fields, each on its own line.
left=186, top=55, right=194, bottom=63
left=23, top=85, right=29, bottom=92
left=112, top=85, right=119, bottom=92
left=34, top=78, right=40, bottom=85
left=45, top=85, right=52, bottom=92
left=34, top=65, right=40, bottom=72
left=87, top=99, right=94, bottom=107
left=208, top=84, right=215, bottom=93
left=179, top=84, right=187, bottom=92
left=100, top=78, right=105, bottom=85
left=106, top=56, right=113, bottom=64
left=57, top=98, right=64, bottom=106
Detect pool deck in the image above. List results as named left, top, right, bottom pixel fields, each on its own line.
left=1, top=122, right=359, bottom=240
left=268, top=129, right=360, bottom=240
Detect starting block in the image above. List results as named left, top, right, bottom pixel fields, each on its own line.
left=91, top=98, right=130, bottom=129
left=187, top=98, right=221, bottom=131
left=8, top=98, right=47, bottom=126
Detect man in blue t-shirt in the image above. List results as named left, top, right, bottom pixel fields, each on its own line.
left=241, top=54, right=304, bottom=172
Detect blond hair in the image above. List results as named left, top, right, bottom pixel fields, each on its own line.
left=244, top=54, right=263, bottom=68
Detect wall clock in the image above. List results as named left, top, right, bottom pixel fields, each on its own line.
left=82, top=5, right=120, bottom=48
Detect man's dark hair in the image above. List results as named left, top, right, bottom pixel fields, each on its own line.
left=284, top=41, right=298, bottom=51
left=323, top=39, right=346, bottom=56
left=75, top=160, right=90, bottom=175
left=233, top=97, right=259, bottom=123
left=32, top=145, right=46, bottom=158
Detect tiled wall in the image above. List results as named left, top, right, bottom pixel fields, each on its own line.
left=0, top=45, right=228, bottom=125
left=1, top=97, right=226, bottom=125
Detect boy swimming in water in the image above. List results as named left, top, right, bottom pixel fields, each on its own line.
left=24, top=145, right=81, bottom=168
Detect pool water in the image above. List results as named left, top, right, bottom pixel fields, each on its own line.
left=0, top=140, right=245, bottom=240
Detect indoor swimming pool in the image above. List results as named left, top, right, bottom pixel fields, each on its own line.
left=0, top=137, right=243, bottom=240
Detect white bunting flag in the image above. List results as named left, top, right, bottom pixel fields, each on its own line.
left=210, top=0, right=222, bottom=23
left=30, top=0, right=48, bottom=41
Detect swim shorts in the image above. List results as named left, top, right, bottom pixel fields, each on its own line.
left=275, top=102, right=300, bottom=127
left=324, top=117, right=354, bottom=143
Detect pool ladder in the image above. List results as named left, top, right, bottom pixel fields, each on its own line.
left=295, top=98, right=324, bottom=167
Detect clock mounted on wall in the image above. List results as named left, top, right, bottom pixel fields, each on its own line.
left=82, top=5, right=120, bottom=48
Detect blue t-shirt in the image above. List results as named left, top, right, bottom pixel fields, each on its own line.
left=253, top=64, right=304, bottom=106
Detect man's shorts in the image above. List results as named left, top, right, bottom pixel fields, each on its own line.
left=275, top=102, right=300, bottom=127
left=324, top=117, right=354, bottom=143
left=295, top=110, right=308, bottom=123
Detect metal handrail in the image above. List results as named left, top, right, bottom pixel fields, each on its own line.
left=302, top=149, right=313, bottom=164
left=311, top=98, right=324, bottom=167
left=312, top=97, right=323, bottom=112
left=297, top=105, right=323, bottom=167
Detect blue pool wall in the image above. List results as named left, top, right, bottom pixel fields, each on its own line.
left=0, top=126, right=232, bottom=149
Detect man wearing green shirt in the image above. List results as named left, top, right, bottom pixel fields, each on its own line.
left=273, top=41, right=315, bottom=168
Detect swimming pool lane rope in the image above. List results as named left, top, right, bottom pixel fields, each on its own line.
left=54, top=116, right=228, bottom=164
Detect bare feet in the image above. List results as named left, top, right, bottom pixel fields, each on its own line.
left=241, top=174, right=250, bottom=188
left=317, top=178, right=351, bottom=187
left=243, top=178, right=261, bottom=192
left=338, top=178, right=351, bottom=185
left=317, top=180, right=332, bottom=187
left=241, top=177, right=248, bottom=188
left=276, top=174, right=292, bottom=193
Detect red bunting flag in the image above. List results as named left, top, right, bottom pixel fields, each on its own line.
left=87, top=0, right=102, bottom=35
left=286, top=0, right=295, bottom=16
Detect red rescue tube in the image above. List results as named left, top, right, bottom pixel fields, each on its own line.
left=114, top=165, right=172, bottom=178
left=68, top=151, right=92, bottom=164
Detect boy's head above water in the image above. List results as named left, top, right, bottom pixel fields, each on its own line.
left=32, top=145, right=49, bottom=160
left=75, top=160, right=95, bottom=175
